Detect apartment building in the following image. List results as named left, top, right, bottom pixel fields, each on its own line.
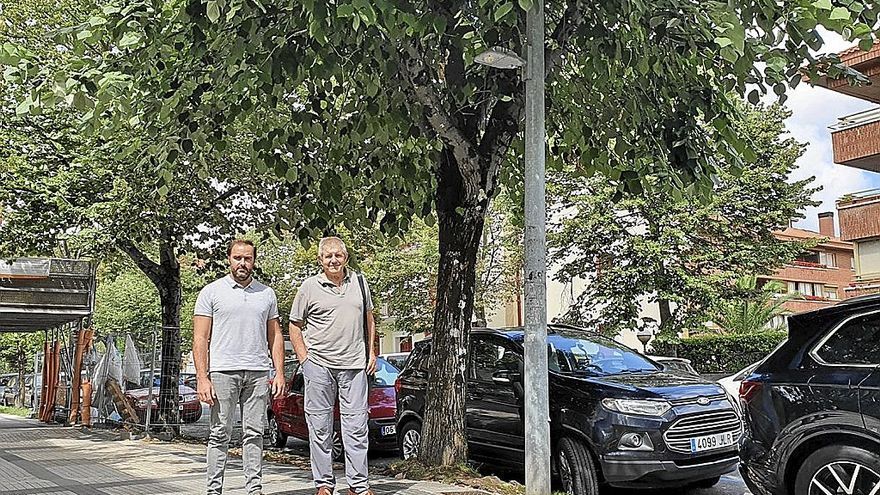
left=817, top=42, right=880, bottom=297
left=760, top=212, right=855, bottom=313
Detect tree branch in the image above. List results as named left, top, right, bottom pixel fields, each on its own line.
left=398, top=42, right=482, bottom=203
left=117, top=239, right=163, bottom=288
left=546, top=1, right=587, bottom=77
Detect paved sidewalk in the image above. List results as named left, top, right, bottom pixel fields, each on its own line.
left=0, top=414, right=470, bottom=495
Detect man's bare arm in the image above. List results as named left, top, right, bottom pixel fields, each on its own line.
left=289, top=321, right=308, bottom=363
left=193, top=315, right=215, bottom=405
left=267, top=317, right=285, bottom=397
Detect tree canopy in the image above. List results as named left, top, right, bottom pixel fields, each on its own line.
left=550, top=102, right=818, bottom=337
left=4, top=0, right=877, bottom=465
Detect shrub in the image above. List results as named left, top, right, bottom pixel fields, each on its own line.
left=652, top=331, right=786, bottom=374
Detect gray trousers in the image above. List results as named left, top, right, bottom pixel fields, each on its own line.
left=207, top=370, right=268, bottom=495
left=302, top=359, right=370, bottom=493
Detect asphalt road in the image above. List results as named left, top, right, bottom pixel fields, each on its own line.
left=183, top=404, right=753, bottom=494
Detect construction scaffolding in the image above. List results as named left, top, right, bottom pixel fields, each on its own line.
left=0, top=258, right=96, bottom=422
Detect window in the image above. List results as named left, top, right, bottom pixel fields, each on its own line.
left=824, top=287, right=839, bottom=300
left=372, top=359, right=399, bottom=387
left=814, top=311, right=880, bottom=366
left=819, top=252, right=837, bottom=268
left=789, top=281, right=826, bottom=297
left=796, top=251, right=821, bottom=264
left=549, top=331, right=660, bottom=375
left=470, top=338, right=521, bottom=382
left=856, top=239, right=880, bottom=275
left=787, top=281, right=797, bottom=293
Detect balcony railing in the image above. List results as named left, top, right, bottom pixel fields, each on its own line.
left=829, top=107, right=880, bottom=132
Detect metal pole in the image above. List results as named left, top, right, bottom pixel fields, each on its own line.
left=145, top=326, right=159, bottom=434
left=523, top=1, right=550, bottom=494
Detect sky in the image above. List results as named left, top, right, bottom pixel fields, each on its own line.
left=784, top=31, right=880, bottom=233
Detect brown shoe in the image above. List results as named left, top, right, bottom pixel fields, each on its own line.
left=348, top=490, right=374, bottom=495
left=316, top=487, right=333, bottom=495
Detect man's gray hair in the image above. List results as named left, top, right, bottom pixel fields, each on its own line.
left=318, top=236, right=349, bottom=259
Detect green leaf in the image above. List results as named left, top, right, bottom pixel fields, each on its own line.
left=714, top=37, right=732, bottom=48
left=517, top=0, right=534, bottom=11
left=207, top=1, right=220, bottom=22
left=494, top=2, right=514, bottom=21
left=119, top=31, right=142, bottom=48
left=829, top=7, right=851, bottom=20
left=812, top=0, right=832, bottom=10
left=860, top=37, right=874, bottom=51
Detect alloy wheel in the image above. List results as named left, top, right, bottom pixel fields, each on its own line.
left=809, top=460, right=880, bottom=495
left=402, top=428, right=421, bottom=460
left=559, top=449, right=574, bottom=495
left=333, top=431, right=344, bottom=461
left=269, top=417, right=281, bottom=447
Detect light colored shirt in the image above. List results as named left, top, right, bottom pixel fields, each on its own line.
left=194, top=275, right=279, bottom=372
left=290, top=269, right=373, bottom=369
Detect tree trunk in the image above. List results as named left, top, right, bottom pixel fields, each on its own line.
left=15, top=344, right=26, bottom=408
left=419, top=150, right=487, bottom=466
left=118, top=233, right=182, bottom=433
left=156, top=239, right=182, bottom=431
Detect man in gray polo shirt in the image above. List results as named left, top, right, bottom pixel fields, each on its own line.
left=290, top=236, right=377, bottom=495
left=193, top=239, right=286, bottom=495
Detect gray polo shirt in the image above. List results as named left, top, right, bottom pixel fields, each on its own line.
left=194, top=275, right=279, bottom=372
left=290, top=269, right=373, bottom=369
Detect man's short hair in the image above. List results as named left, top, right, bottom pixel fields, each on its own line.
left=318, top=236, right=348, bottom=259
left=227, top=239, right=257, bottom=258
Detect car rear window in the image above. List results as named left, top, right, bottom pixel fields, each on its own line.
left=372, top=358, right=399, bottom=387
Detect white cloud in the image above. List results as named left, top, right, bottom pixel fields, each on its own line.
left=782, top=31, right=880, bottom=233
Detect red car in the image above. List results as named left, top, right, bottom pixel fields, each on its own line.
left=267, top=357, right=399, bottom=458
left=125, top=372, right=202, bottom=424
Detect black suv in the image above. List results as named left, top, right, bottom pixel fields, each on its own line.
left=395, top=326, right=741, bottom=494
left=739, top=294, right=880, bottom=495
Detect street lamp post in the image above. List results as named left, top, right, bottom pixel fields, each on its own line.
left=522, top=3, right=550, bottom=495
left=476, top=2, right=549, bottom=493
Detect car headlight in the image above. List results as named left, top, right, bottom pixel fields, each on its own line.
left=602, top=398, right=672, bottom=416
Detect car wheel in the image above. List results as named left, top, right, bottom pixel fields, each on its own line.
left=268, top=415, right=288, bottom=448
left=795, top=444, right=880, bottom=495
left=332, top=430, right=344, bottom=461
left=690, top=476, right=721, bottom=489
left=556, top=437, right=599, bottom=495
left=398, top=420, right=422, bottom=461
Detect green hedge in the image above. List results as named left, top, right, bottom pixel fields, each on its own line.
left=652, top=331, right=787, bottom=374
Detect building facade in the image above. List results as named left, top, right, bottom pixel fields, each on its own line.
left=760, top=213, right=855, bottom=314
left=815, top=42, right=880, bottom=297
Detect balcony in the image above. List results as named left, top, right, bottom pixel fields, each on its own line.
left=837, top=189, right=880, bottom=242
left=830, top=107, right=880, bottom=172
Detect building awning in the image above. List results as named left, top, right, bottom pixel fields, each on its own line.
left=0, top=258, right=95, bottom=333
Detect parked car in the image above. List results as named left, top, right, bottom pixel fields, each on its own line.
left=396, top=325, right=741, bottom=494
left=716, top=362, right=758, bottom=402
left=124, top=371, right=202, bottom=423
left=380, top=352, right=410, bottom=372
left=1, top=374, right=35, bottom=408
left=648, top=356, right=699, bottom=377
left=266, top=357, right=399, bottom=458
left=739, top=294, right=880, bottom=495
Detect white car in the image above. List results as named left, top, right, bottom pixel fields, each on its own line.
left=717, top=362, right=759, bottom=404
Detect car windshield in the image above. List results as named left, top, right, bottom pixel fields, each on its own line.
left=372, top=358, right=399, bottom=387
left=548, top=331, right=660, bottom=375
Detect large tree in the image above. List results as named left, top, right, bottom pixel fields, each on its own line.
left=5, top=0, right=876, bottom=464
left=0, top=0, right=286, bottom=428
left=549, top=103, right=818, bottom=337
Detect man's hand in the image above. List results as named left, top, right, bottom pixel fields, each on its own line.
left=197, top=376, right=216, bottom=406
left=367, top=351, right=377, bottom=375
left=271, top=374, right=286, bottom=399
